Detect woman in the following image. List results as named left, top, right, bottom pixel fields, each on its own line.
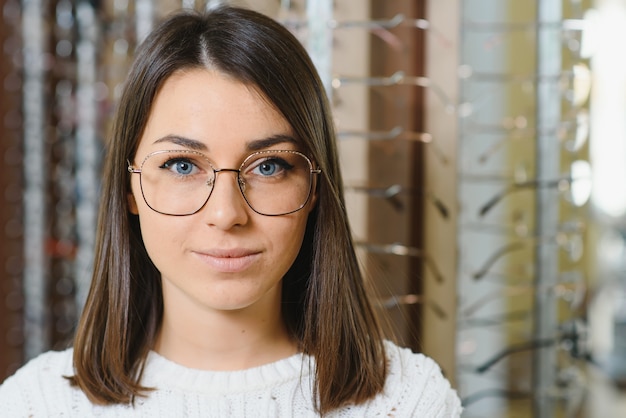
left=0, top=6, right=461, bottom=416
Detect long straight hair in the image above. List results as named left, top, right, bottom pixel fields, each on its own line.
left=70, top=6, right=387, bottom=414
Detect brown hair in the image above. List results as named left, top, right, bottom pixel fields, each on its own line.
left=70, top=6, right=386, bottom=414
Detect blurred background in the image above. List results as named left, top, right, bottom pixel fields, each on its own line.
left=1, top=0, right=625, bottom=416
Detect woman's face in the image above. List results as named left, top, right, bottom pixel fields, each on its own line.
left=128, top=69, right=315, bottom=314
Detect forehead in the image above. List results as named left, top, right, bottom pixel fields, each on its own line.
left=136, top=69, right=294, bottom=155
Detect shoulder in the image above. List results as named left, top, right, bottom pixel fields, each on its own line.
left=377, top=341, right=462, bottom=417
left=2, top=347, right=75, bottom=383
left=0, top=348, right=77, bottom=416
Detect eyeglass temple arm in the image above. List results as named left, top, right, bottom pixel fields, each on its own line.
left=474, top=320, right=587, bottom=374
left=479, top=178, right=566, bottom=217
left=461, top=388, right=531, bottom=408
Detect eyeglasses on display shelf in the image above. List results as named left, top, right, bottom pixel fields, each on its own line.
left=456, top=2, right=593, bottom=417
left=456, top=280, right=585, bottom=366
left=344, top=183, right=450, bottom=219
left=460, top=271, right=586, bottom=319
left=354, top=241, right=446, bottom=285
left=281, top=13, right=453, bottom=55
left=460, top=309, right=532, bottom=331
left=337, top=126, right=449, bottom=166
left=476, top=159, right=591, bottom=218
left=374, top=293, right=448, bottom=321
left=458, top=317, right=588, bottom=415
left=470, top=231, right=584, bottom=281
left=22, top=0, right=50, bottom=360
left=50, top=0, right=81, bottom=349
left=474, top=107, right=589, bottom=165
left=460, top=61, right=591, bottom=111
left=466, top=318, right=588, bottom=375
left=332, top=71, right=456, bottom=115
left=463, top=208, right=580, bottom=236
left=461, top=364, right=586, bottom=414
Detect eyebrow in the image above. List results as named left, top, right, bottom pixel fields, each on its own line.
left=153, top=135, right=208, bottom=151
left=152, top=133, right=298, bottom=152
left=246, top=134, right=297, bottom=151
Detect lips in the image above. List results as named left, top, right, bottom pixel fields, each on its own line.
left=192, top=248, right=261, bottom=273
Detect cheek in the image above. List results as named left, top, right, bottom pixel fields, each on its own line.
left=130, top=176, right=182, bottom=247
left=137, top=211, right=186, bottom=268
left=269, top=215, right=310, bottom=265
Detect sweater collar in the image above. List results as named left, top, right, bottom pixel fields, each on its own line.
left=141, top=350, right=313, bottom=394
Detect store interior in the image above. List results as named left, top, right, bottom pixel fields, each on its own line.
left=1, top=0, right=626, bottom=416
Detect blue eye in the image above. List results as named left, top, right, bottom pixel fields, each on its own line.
left=162, top=159, right=195, bottom=175
left=174, top=161, right=193, bottom=175
left=258, top=161, right=278, bottom=176
left=251, top=158, right=293, bottom=177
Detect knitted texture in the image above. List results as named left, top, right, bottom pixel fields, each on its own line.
left=0, top=341, right=462, bottom=417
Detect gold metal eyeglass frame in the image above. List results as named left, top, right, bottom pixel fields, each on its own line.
left=127, top=149, right=321, bottom=217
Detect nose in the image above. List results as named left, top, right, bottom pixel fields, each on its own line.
left=200, top=169, right=249, bottom=229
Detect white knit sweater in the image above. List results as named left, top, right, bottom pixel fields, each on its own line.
left=0, top=341, right=461, bottom=417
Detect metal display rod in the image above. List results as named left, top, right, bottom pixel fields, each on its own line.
left=533, top=0, right=563, bottom=416
left=306, top=0, right=333, bottom=95
left=22, top=0, right=48, bottom=359
left=74, top=1, right=99, bottom=311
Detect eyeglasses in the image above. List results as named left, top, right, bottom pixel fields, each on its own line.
left=475, top=107, right=590, bottom=165
left=471, top=232, right=584, bottom=281
left=477, top=159, right=592, bottom=217
left=461, top=271, right=586, bottom=319
left=128, top=149, right=321, bottom=216
left=355, top=241, right=445, bottom=283
left=469, top=318, right=587, bottom=374
left=338, top=126, right=449, bottom=166
left=375, top=293, right=448, bottom=321
left=332, top=71, right=456, bottom=114
left=345, top=183, right=450, bottom=219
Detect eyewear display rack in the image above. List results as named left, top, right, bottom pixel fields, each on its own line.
left=0, top=0, right=25, bottom=378
left=447, top=0, right=591, bottom=417
left=0, top=4, right=593, bottom=418
left=284, top=0, right=438, bottom=360
left=0, top=0, right=147, bottom=376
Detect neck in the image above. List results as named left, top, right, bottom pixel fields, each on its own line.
left=154, top=286, right=297, bottom=371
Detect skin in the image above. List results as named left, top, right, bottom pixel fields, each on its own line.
left=127, top=69, right=315, bottom=371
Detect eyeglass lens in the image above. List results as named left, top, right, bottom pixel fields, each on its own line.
left=138, top=150, right=314, bottom=216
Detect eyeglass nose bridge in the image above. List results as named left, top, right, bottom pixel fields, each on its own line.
left=208, top=167, right=247, bottom=193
